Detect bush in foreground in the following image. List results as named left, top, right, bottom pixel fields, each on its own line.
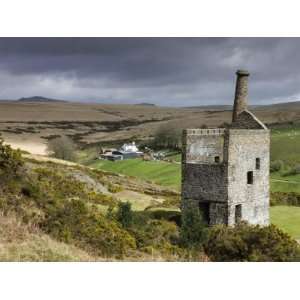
left=41, top=198, right=136, bottom=258
left=180, top=205, right=207, bottom=248
left=0, top=136, right=23, bottom=179
left=116, top=201, right=133, bottom=228
left=204, top=222, right=300, bottom=262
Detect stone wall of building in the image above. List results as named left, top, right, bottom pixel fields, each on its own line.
left=182, top=163, right=228, bottom=203
left=232, top=70, right=249, bottom=122
left=182, top=128, right=229, bottom=225
left=183, top=128, right=226, bottom=164
left=226, top=129, right=270, bottom=225
left=209, top=203, right=228, bottom=225
left=181, top=127, right=270, bottom=226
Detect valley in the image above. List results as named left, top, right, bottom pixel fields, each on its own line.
left=1, top=99, right=300, bottom=260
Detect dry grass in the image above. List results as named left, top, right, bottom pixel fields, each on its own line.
left=23, top=153, right=79, bottom=166
left=0, top=214, right=99, bottom=261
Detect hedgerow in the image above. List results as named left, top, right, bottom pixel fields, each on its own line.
left=270, top=191, right=300, bottom=206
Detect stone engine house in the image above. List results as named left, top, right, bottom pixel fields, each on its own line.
left=181, top=70, right=270, bottom=226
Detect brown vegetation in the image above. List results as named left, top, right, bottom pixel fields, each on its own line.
left=0, top=101, right=300, bottom=155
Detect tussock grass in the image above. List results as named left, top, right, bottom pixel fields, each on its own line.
left=0, top=214, right=97, bottom=261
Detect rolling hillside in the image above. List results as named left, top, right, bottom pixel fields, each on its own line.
left=0, top=99, right=300, bottom=156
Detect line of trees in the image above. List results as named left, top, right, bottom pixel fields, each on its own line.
left=151, top=122, right=214, bottom=151
left=152, top=123, right=182, bottom=150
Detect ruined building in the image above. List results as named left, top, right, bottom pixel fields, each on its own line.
left=181, top=70, right=270, bottom=226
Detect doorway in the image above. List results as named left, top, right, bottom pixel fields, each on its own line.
left=235, top=204, right=242, bottom=224
left=199, top=202, right=210, bottom=225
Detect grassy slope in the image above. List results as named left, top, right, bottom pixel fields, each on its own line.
left=271, top=126, right=300, bottom=165
left=0, top=214, right=96, bottom=261
left=89, top=159, right=300, bottom=193
left=269, top=126, right=300, bottom=192
left=90, top=159, right=181, bottom=189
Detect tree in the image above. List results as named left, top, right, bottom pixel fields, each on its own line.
left=116, top=201, right=133, bottom=228
left=180, top=205, right=207, bottom=248
left=47, top=136, right=76, bottom=161
left=153, top=123, right=182, bottom=150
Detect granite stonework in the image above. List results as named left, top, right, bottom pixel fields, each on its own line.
left=232, top=70, right=249, bottom=122
left=181, top=70, right=270, bottom=226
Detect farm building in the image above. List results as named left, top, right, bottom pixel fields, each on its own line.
left=100, top=141, right=143, bottom=161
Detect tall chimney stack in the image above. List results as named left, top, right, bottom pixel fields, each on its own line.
left=232, top=69, right=250, bottom=122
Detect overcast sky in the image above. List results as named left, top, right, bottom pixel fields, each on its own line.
left=0, top=37, right=300, bottom=106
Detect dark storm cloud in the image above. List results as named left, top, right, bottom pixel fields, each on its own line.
left=0, top=37, right=300, bottom=105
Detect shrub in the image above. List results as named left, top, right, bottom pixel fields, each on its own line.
left=270, top=192, right=300, bottom=206
left=293, top=164, right=300, bottom=174
left=41, top=198, right=136, bottom=257
left=116, top=201, right=133, bottom=228
left=0, top=162, right=134, bottom=258
left=129, top=211, right=181, bottom=256
left=270, top=160, right=284, bottom=173
left=89, top=192, right=118, bottom=206
left=204, top=222, right=300, bottom=262
left=180, top=205, right=207, bottom=248
left=21, top=182, right=41, bottom=199
left=33, top=167, right=116, bottom=207
left=107, top=183, right=123, bottom=193
left=282, top=164, right=300, bottom=177
left=47, top=136, right=77, bottom=161
left=137, top=220, right=181, bottom=256
left=147, top=210, right=181, bottom=226
left=0, top=136, right=23, bottom=179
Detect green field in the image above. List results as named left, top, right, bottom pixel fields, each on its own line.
left=90, top=159, right=181, bottom=189
left=89, top=159, right=300, bottom=196
left=271, top=126, right=300, bottom=165
left=89, top=160, right=300, bottom=194
left=89, top=127, right=300, bottom=190
left=270, top=206, right=300, bottom=239
left=270, top=172, right=300, bottom=193
left=272, top=123, right=300, bottom=241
